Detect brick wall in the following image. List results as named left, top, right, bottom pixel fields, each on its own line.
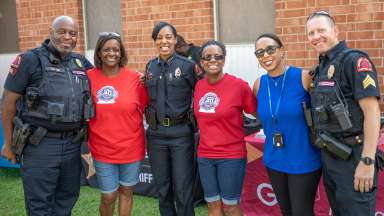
left=120, top=0, right=214, bottom=70
left=16, top=0, right=86, bottom=53
left=275, top=0, right=384, bottom=107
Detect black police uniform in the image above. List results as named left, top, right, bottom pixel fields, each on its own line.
left=310, top=41, right=380, bottom=216
left=145, top=53, right=198, bottom=216
left=4, top=39, right=93, bottom=216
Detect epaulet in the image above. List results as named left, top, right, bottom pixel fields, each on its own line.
left=332, top=48, right=368, bottom=75
left=333, top=48, right=368, bottom=64
left=70, top=52, right=85, bottom=59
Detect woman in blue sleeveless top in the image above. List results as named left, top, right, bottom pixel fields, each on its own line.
left=253, top=33, right=322, bottom=216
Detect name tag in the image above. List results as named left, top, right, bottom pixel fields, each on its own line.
left=318, top=81, right=335, bottom=87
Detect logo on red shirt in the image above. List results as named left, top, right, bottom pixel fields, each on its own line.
left=96, top=86, right=119, bottom=104
left=199, top=92, right=220, bottom=113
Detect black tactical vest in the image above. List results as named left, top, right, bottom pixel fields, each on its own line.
left=310, top=49, right=367, bottom=136
left=21, top=46, right=89, bottom=131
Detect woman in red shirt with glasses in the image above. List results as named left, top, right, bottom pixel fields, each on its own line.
left=194, top=40, right=257, bottom=216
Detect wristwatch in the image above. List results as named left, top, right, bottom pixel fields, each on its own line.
left=360, top=157, right=375, bottom=165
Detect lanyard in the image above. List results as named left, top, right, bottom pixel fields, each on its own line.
left=266, top=67, right=288, bottom=125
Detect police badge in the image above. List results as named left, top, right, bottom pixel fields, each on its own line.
left=75, top=59, right=83, bottom=68
left=175, top=67, right=182, bottom=78
left=327, top=65, right=335, bottom=79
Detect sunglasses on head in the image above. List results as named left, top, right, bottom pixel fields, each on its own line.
left=98, top=32, right=121, bottom=38
left=201, top=55, right=225, bottom=61
left=307, top=10, right=335, bottom=22
left=254, top=46, right=279, bottom=58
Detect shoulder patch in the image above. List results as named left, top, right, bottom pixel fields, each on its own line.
left=356, top=57, right=372, bottom=72
left=8, top=54, right=22, bottom=75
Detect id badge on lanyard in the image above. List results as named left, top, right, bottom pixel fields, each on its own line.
left=267, top=67, right=288, bottom=148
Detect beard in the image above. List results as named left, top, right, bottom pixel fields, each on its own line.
left=50, top=37, right=76, bottom=56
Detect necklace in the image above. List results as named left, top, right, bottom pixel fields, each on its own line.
left=268, top=66, right=289, bottom=87
left=270, top=75, right=283, bottom=87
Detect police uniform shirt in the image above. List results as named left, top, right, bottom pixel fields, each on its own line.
left=5, top=39, right=93, bottom=94
left=318, top=41, right=380, bottom=101
left=145, top=53, right=199, bottom=136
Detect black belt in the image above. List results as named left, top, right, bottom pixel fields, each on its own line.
left=45, top=131, right=77, bottom=138
left=158, top=115, right=188, bottom=127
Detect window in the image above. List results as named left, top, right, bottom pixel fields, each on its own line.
left=216, top=0, right=275, bottom=44
left=0, top=0, right=19, bottom=53
left=84, top=0, right=122, bottom=49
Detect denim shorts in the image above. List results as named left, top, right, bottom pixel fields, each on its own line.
left=93, top=159, right=141, bottom=194
left=197, top=157, right=246, bottom=205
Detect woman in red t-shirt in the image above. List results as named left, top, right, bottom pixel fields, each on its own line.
left=194, top=40, right=257, bottom=216
left=87, top=32, right=148, bottom=216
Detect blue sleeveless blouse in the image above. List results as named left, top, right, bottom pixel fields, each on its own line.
left=257, top=66, right=321, bottom=173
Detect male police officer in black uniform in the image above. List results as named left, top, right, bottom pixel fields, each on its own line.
left=1, top=16, right=93, bottom=216
left=144, top=22, right=202, bottom=216
left=306, top=11, right=380, bottom=216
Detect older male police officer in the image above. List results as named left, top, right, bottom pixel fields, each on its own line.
left=306, top=11, right=380, bottom=216
left=1, top=16, right=93, bottom=215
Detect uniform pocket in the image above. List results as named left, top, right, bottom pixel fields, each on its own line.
left=167, top=78, right=190, bottom=100
left=146, top=79, right=157, bottom=100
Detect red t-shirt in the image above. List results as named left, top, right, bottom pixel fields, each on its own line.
left=87, top=67, right=148, bottom=163
left=194, top=74, right=257, bottom=158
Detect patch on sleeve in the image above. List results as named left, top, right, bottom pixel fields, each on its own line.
left=362, top=74, right=376, bottom=89
left=356, top=57, right=372, bottom=72
left=8, top=54, right=22, bottom=75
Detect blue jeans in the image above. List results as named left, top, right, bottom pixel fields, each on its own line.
left=197, top=157, right=246, bottom=205
left=93, top=160, right=141, bottom=194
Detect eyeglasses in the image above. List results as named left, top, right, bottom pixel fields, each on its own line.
left=201, top=55, right=225, bottom=61
left=307, top=10, right=335, bottom=23
left=254, top=46, right=279, bottom=58
left=98, top=32, right=121, bottom=37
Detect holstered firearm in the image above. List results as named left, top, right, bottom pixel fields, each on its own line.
left=188, top=109, right=198, bottom=132
left=145, top=107, right=157, bottom=130
left=11, top=116, right=32, bottom=163
left=314, top=131, right=352, bottom=160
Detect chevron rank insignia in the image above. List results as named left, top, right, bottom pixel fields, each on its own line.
left=362, top=74, right=376, bottom=89
left=357, top=57, right=372, bottom=72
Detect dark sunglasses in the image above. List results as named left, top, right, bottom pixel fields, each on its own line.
left=201, top=55, right=225, bottom=61
left=254, top=46, right=279, bottom=58
left=98, top=32, right=121, bottom=37
left=307, top=10, right=335, bottom=22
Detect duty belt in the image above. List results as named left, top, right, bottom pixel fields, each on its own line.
left=158, top=115, right=188, bottom=127
left=45, top=130, right=77, bottom=138
left=342, top=134, right=364, bottom=146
